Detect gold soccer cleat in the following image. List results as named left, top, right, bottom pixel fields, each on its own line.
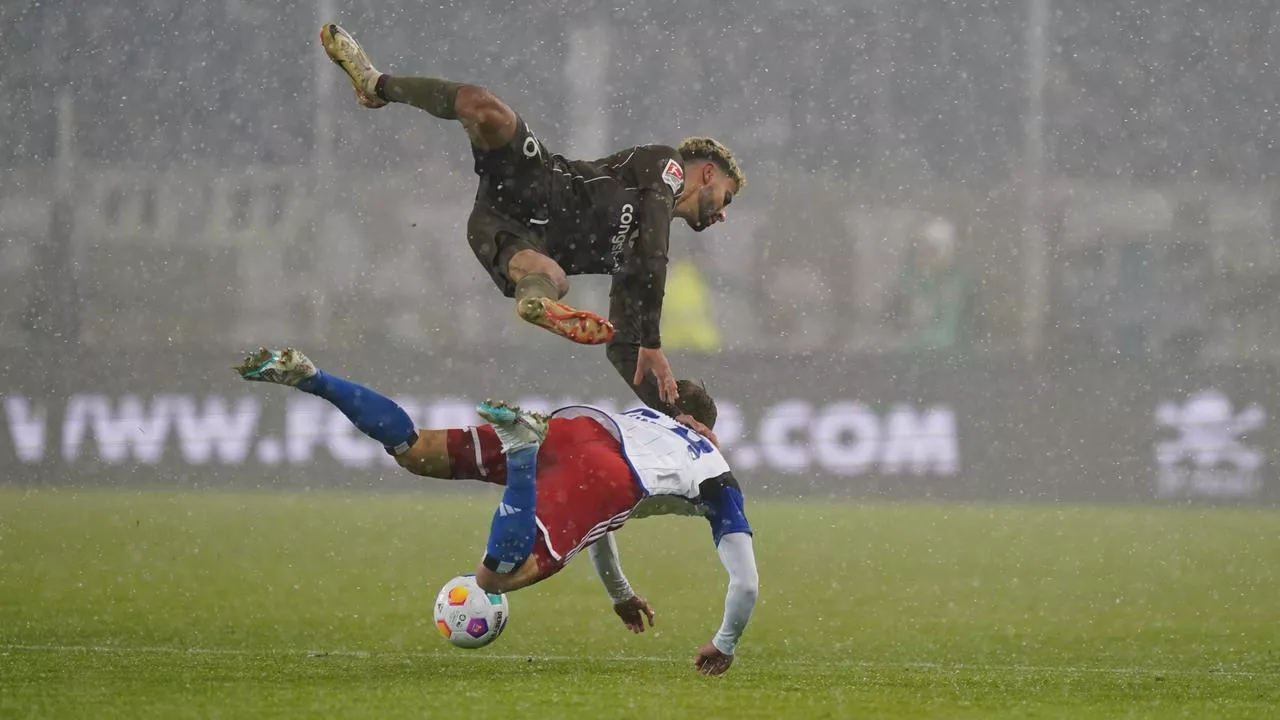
left=319, top=23, right=387, bottom=109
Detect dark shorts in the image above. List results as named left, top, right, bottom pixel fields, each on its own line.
left=466, top=115, right=556, bottom=298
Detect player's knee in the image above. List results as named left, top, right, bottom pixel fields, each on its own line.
left=393, top=451, right=427, bottom=476
left=393, top=430, right=450, bottom=478
left=508, top=252, right=569, bottom=296
left=455, top=86, right=513, bottom=127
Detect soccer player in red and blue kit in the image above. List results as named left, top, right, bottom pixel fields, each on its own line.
left=238, top=346, right=758, bottom=676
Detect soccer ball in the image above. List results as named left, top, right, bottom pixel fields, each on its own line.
left=432, top=575, right=509, bottom=649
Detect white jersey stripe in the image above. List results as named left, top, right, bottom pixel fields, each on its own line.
left=608, top=149, right=638, bottom=169
left=551, top=166, right=616, bottom=184
left=534, top=515, right=558, bottom=560
left=561, top=507, right=635, bottom=564
left=468, top=426, right=486, bottom=477
left=536, top=506, right=634, bottom=562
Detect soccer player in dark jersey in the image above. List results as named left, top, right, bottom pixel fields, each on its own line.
left=320, top=24, right=745, bottom=410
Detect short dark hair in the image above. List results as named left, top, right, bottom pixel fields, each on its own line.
left=674, top=379, right=718, bottom=429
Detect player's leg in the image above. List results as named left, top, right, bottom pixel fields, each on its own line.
left=508, top=250, right=568, bottom=305
left=476, top=417, right=642, bottom=594
left=390, top=430, right=454, bottom=479
left=390, top=428, right=523, bottom=482
left=320, top=24, right=611, bottom=344
left=471, top=401, right=548, bottom=593
left=319, top=24, right=516, bottom=151
left=397, top=423, right=511, bottom=482
left=235, top=347, right=418, bottom=455
left=473, top=549, right=547, bottom=594
left=380, top=78, right=517, bottom=151
left=234, top=348, right=509, bottom=480
left=508, top=251, right=614, bottom=343
left=236, top=348, right=498, bottom=479
left=467, top=205, right=615, bottom=345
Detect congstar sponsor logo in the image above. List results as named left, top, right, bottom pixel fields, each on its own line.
left=609, top=203, right=636, bottom=271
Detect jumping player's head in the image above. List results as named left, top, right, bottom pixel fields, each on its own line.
left=676, top=138, right=745, bottom=233
left=674, top=379, right=718, bottom=429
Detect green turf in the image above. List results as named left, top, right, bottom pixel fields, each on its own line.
left=1, top=489, right=1278, bottom=719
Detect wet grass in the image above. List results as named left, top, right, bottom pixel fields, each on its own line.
left=2, top=489, right=1278, bottom=719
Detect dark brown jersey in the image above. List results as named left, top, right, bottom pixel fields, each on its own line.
left=542, top=144, right=686, bottom=349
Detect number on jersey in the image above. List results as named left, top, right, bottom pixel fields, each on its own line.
left=623, top=407, right=716, bottom=459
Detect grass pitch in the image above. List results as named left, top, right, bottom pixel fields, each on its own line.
left=2, top=488, right=1278, bottom=719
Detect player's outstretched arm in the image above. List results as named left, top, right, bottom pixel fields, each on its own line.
left=588, top=532, right=655, bottom=633
left=608, top=190, right=678, bottom=404
left=694, top=473, right=757, bottom=675
left=697, top=532, right=758, bottom=676
left=605, top=336, right=679, bottom=418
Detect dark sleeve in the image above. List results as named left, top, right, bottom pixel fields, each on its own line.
left=609, top=189, right=671, bottom=349
left=605, top=333, right=680, bottom=418
left=631, top=144, right=685, bottom=201
left=698, top=472, right=753, bottom=546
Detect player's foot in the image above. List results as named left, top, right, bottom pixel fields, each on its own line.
left=517, top=297, right=616, bottom=345
left=235, top=347, right=318, bottom=386
left=476, top=400, right=548, bottom=454
left=319, top=23, right=387, bottom=109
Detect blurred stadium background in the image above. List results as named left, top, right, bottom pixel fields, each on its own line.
left=4, top=4, right=1280, bottom=716
left=2, top=0, right=1279, bottom=503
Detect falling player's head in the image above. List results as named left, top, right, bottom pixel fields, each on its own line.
left=674, top=379, right=718, bottom=429
left=677, top=137, right=744, bottom=233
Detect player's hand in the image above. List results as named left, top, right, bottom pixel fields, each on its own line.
left=693, top=642, right=734, bottom=676
left=676, top=413, right=719, bottom=449
left=613, top=594, right=656, bottom=633
left=634, top=347, right=678, bottom=405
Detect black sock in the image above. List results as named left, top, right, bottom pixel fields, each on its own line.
left=376, top=76, right=463, bottom=120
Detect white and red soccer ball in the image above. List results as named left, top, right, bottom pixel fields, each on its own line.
left=433, top=575, right=509, bottom=649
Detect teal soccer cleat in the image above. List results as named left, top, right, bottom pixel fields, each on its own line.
left=235, top=347, right=318, bottom=387
left=476, top=400, right=549, bottom=454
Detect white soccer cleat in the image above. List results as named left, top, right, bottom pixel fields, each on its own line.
left=235, top=347, right=318, bottom=387
left=319, top=23, right=387, bottom=109
left=476, top=400, right=548, bottom=454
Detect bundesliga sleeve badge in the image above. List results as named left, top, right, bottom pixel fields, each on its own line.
left=661, top=159, right=685, bottom=195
